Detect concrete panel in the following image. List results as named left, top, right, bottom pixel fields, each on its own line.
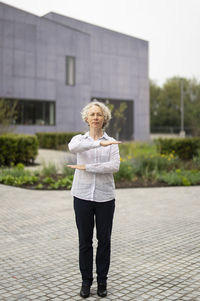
left=13, top=49, right=25, bottom=77
left=2, top=75, right=13, bottom=97
left=2, top=48, right=13, bottom=76
left=25, top=51, right=36, bottom=77
left=13, top=77, right=24, bottom=97
left=1, top=20, right=14, bottom=48
left=24, top=78, right=36, bottom=99
left=0, top=3, right=149, bottom=140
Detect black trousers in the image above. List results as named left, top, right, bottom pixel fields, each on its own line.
left=73, top=197, right=115, bottom=286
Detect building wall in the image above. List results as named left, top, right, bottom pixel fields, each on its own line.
left=0, top=2, right=149, bottom=140
left=0, top=2, right=91, bottom=134
left=44, top=13, right=150, bottom=140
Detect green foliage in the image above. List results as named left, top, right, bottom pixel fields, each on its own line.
left=40, top=163, right=58, bottom=177
left=150, top=77, right=200, bottom=135
left=62, top=165, right=74, bottom=177
left=36, top=132, right=83, bottom=150
left=43, top=177, right=54, bottom=184
left=193, top=149, right=200, bottom=167
left=0, top=134, right=38, bottom=166
left=112, top=102, right=128, bottom=138
left=0, top=162, right=73, bottom=189
left=50, top=176, right=73, bottom=189
left=0, top=98, right=18, bottom=134
left=0, top=165, right=38, bottom=186
left=115, top=142, right=181, bottom=181
left=132, top=154, right=179, bottom=179
left=114, top=160, right=134, bottom=181
left=156, top=138, right=200, bottom=160
left=157, top=169, right=200, bottom=186
left=119, top=142, right=157, bottom=158
left=36, top=184, right=44, bottom=189
left=1, top=141, right=200, bottom=189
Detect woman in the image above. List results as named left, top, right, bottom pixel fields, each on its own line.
left=67, top=101, right=121, bottom=298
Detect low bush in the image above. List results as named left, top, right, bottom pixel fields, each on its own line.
left=156, top=138, right=200, bottom=160
left=114, top=160, right=134, bottom=181
left=0, top=163, right=73, bottom=189
left=157, top=169, right=200, bottom=186
left=0, top=134, right=38, bottom=166
left=40, top=162, right=58, bottom=177
left=48, top=176, right=73, bottom=190
left=132, top=153, right=179, bottom=179
left=36, top=132, right=83, bottom=150
left=0, top=163, right=39, bottom=186
left=62, top=165, right=75, bottom=177
left=119, top=141, right=157, bottom=158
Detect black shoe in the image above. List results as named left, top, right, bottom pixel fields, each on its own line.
left=80, top=284, right=90, bottom=298
left=97, top=283, right=107, bottom=298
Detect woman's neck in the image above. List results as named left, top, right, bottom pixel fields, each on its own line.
left=89, top=128, right=103, bottom=140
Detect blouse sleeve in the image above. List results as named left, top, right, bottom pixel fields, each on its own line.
left=68, top=134, right=101, bottom=154
left=85, top=144, right=120, bottom=174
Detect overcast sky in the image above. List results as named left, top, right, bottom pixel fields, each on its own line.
left=1, top=0, right=200, bottom=86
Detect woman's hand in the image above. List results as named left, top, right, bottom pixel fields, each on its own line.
left=100, top=140, right=122, bottom=147
left=67, top=165, right=86, bottom=170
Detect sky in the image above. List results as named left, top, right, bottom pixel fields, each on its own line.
left=1, top=0, right=200, bottom=86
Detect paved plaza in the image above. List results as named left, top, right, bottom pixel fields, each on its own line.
left=1, top=184, right=200, bottom=301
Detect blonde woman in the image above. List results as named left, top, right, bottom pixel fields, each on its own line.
left=67, top=101, right=121, bottom=298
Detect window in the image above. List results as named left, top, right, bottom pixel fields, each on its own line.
left=14, top=99, right=55, bottom=125
left=66, top=56, right=75, bottom=86
left=91, top=97, right=134, bottom=140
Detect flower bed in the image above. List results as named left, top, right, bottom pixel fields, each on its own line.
left=1, top=142, right=200, bottom=189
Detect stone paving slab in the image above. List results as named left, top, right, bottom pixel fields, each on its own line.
left=0, top=184, right=200, bottom=300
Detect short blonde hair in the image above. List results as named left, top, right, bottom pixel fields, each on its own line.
left=81, top=101, right=111, bottom=129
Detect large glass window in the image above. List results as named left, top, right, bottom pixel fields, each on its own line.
left=66, top=56, right=75, bottom=86
left=14, top=99, right=55, bottom=125
left=91, top=97, right=134, bottom=140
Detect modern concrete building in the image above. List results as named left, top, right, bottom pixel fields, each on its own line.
left=0, top=2, right=149, bottom=140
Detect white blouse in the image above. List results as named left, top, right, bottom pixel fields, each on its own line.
left=68, top=132, right=120, bottom=202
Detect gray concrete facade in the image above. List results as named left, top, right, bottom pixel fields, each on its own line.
left=0, top=2, right=149, bottom=140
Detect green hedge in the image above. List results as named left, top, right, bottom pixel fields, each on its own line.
left=0, top=134, right=38, bottom=166
left=36, top=132, right=83, bottom=150
left=156, top=138, right=200, bottom=160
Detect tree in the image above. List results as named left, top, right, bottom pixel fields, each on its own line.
left=150, top=77, right=200, bottom=136
left=106, top=101, right=127, bottom=139
left=150, top=80, right=162, bottom=131
left=0, top=99, right=18, bottom=134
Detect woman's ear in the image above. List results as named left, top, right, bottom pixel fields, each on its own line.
left=85, top=118, right=89, bottom=125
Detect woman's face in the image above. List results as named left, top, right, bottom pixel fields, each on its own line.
left=86, top=105, right=104, bottom=130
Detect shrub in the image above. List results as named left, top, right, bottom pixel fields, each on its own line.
left=0, top=165, right=39, bottom=186
left=131, top=153, right=179, bottom=179
left=62, top=165, right=75, bottom=177
left=157, top=169, right=200, bottom=186
left=119, top=142, right=157, bottom=159
left=36, top=132, right=83, bottom=150
left=114, top=160, right=135, bottom=181
left=40, top=162, right=58, bottom=177
left=0, top=134, right=38, bottom=166
left=156, top=138, right=200, bottom=160
left=50, top=176, right=73, bottom=189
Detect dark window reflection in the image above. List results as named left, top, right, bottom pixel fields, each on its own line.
left=14, top=100, right=55, bottom=125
